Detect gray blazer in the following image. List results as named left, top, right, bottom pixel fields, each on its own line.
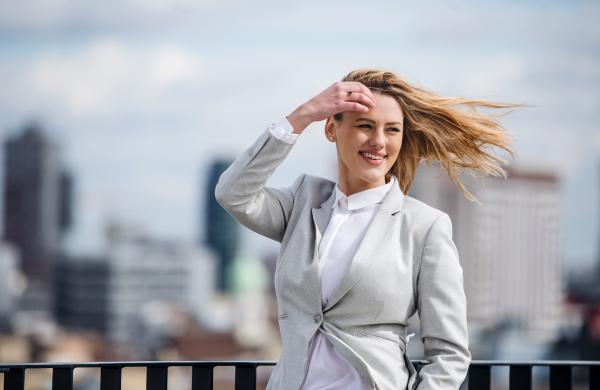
left=215, top=126, right=471, bottom=390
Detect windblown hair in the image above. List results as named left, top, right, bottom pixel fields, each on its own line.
left=334, top=68, right=524, bottom=202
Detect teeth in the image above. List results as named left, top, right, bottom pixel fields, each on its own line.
left=362, top=152, right=384, bottom=160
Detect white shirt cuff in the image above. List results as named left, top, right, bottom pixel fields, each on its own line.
left=270, top=117, right=300, bottom=144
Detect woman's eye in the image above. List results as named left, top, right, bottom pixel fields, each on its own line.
left=388, top=127, right=400, bottom=133
left=358, top=124, right=372, bottom=129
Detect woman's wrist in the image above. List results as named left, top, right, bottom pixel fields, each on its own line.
left=286, top=104, right=314, bottom=134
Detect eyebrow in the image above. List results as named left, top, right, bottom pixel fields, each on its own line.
left=355, top=118, right=403, bottom=127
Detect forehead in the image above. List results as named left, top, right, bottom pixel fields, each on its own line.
left=345, top=92, right=403, bottom=121
left=373, top=92, right=403, bottom=115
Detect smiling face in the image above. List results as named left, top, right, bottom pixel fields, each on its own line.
left=326, top=92, right=404, bottom=196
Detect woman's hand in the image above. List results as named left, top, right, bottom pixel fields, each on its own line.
left=286, top=81, right=377, bottom=134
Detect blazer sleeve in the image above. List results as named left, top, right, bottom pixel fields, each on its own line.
left=416, top=213, right=471, bottom=390
left=215, top=125, right=306, bottom=243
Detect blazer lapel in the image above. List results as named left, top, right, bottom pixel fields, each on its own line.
left=307, top=189, right=337, bottom=308
left=323, top=180, right=405, bottom=312
left=312, top=189, right=337, bottom=239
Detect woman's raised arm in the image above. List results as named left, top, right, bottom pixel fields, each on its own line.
left=215, top=81, right=376, bottom=242
left=215, top=126, right=304, bottom=243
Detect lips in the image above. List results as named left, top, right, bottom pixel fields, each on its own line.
left=359, top=151, right=387, bottom=166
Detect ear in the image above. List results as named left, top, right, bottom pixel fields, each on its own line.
left=325, top=117, right=336, bottom=142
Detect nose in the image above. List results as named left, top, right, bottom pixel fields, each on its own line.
left=369, top=127, right=386, bottom=149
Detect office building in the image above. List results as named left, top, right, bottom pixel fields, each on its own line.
left=56, top=228, right=217, bottom=345
left=3, top=124, right=60, bottom=280
left=3, top=124, right=71, bottom=310
left=204, top=160, right=240, bottom=291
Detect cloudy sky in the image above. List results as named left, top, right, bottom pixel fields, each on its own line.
left=0, top=0, right=598, bottom=270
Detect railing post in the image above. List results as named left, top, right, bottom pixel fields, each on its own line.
left=468, top=365, right=491, bottom=390
left=192, top=366, right=213, bottom=390
left=234, top=365, right=256, bottom=390
left=101, top=367, right=122, bottom=390
left=549, top=365, right=572, bottom=390
left=52, top=367, right=73, bottom=390
left=146, top=366, right=168, bottom=390
left=4, top=368, right=25, bottom=390
left=591, top=365, right=600, bottom=390
left=509, top=365, right=532, bottom=390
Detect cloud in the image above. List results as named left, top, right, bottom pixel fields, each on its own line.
left=0, top=0, right=272, bottom=33
left=23, top=38, right=203, bottom=116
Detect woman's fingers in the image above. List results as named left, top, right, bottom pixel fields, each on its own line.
left=344, top=82, right=377, bottom=106
left=325, top=82, right=375, bottom=116
left=345, top=92, right=376, bottom=108
left=339, top=101, right=370, bottom=113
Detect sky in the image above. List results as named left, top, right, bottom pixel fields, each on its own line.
left=0, top=0, right=598, bottom=271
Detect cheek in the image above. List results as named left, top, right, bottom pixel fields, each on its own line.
left=336, top=140, right=357, bottom=169
left=385, top=142, right=402, bottom=168
left=339, top=137, right=363, bottom=158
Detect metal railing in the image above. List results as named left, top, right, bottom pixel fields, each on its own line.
left=1, top=360, right=599, bottom=390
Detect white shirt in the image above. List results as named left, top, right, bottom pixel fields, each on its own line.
left=271, top=117, right=395, bottom=390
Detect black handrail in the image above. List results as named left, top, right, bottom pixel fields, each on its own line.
left=1, top=360, right=599, bottom=390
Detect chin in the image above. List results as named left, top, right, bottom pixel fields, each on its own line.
left=358, top=172, right=388, bottom=184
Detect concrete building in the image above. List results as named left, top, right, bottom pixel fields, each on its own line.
left=410, top=165, right=564, bottom=336
left=204, top=160, right=240, bottom=292
left=56, top=228, right=217, bottom=346
left=2, top=124, right=72, bottom=311
left=55, top=257, right=110, bottom=336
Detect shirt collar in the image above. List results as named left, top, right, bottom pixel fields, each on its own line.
left=333, top=176, right=396, bottom=211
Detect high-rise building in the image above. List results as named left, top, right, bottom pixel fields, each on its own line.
left=204, top=160, right=240, bottom=291
left=410, top=166, right=564, bottom=336
left=59, top=171, right=74, bottom=233
left=2, top=124, right=71, bottom=310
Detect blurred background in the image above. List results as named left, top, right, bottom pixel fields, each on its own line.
left=0, top=0, right=598, bottom=389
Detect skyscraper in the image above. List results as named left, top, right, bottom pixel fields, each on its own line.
left=3, top=123, right=71, bottom=309
left=204, top=160, right=240, bottom=291
left=3, top=124, right=60, bottom=280
left=59, top=171, right=74, bottom=233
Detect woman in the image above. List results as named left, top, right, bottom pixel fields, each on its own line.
left=215, top=68, right=518, bottom=390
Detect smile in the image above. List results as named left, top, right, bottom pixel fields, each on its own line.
left=360, top=152, right=385, bottom=160
left=359, top=151, right=387, bottom=166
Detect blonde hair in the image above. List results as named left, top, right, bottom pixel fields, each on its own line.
left=334, top=68, right=524, bottom=201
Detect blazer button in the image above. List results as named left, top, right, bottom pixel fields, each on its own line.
left=313, top=314, right=321, bottom=324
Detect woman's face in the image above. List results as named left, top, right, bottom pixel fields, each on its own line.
left=328, top=92, right=404, bottom=191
